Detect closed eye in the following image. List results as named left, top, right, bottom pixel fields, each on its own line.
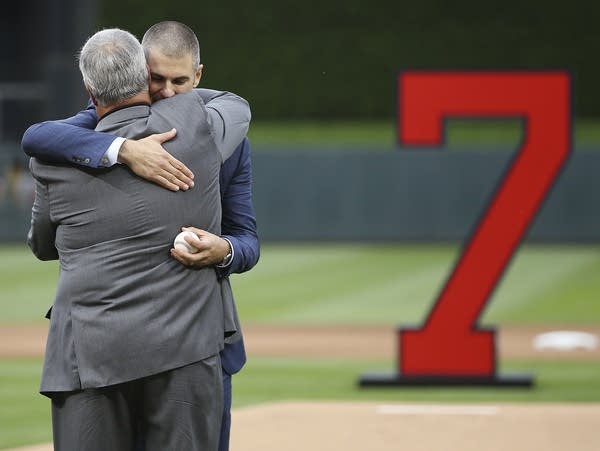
left=173, top=78, right=190, bottom=85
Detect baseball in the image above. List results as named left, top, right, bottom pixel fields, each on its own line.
left=173, top=231, right=199, bottom=254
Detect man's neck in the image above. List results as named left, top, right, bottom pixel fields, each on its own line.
left=96, top=91, right=151, bottom=119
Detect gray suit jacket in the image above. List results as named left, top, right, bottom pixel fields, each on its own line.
left=28, top=89, right=250, bottom=394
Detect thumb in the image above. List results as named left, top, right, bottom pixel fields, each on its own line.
left=182, top=226, right=208, bottom=237
left=154, top=128, right=177, bottom=143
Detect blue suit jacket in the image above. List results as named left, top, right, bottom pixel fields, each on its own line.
left=22, top=103, right=259, bottom=375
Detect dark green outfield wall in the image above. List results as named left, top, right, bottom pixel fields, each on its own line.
left=250, top=148, right=600, bottom=242
left=3, top=146, right=598, bottom=243
left=99, top=1, right=600, bottom=119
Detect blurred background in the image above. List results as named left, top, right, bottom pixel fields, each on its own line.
left=2, top=1, right=600, bottom=449
left=2, top=0, right=600, bottom=241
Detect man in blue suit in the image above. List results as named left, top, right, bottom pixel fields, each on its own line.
left=21, top=21, right=259, bottom=451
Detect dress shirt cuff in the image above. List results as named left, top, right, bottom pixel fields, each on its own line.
left=216, top=237, right=234, bottom=268
left=100, top=137, right=126, bottom=167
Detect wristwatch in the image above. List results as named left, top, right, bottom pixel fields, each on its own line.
left=220, top=241, right=233, bottom=266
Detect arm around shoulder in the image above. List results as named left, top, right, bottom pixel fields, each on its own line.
left=21, top=104, right=115, bottom=167
left=195, top=89, right=251, bottom=161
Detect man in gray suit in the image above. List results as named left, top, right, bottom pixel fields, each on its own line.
left=27, top=28, right=250, bottom=451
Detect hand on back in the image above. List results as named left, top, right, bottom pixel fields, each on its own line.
left=119, top=128, right=195, bottom=191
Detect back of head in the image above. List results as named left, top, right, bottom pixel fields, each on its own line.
left=78, top=28, right=148, bottom=106
left=142, top=21, right=201, bottom=68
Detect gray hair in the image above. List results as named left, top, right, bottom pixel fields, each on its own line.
left=142, top=21, right=200, bottom=68
left=78, top=28, right=148, bottom=106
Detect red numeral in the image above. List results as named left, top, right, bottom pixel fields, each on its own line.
left=398, top=71, right=571, bottom=376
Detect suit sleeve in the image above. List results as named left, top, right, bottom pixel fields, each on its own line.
left=21, top=103, right=116, bottom=168
left=217, top=138, right=260, bottom=278
left=195, top=89, right=251, bottom=162
left=27, top=159, right=59, bottom=261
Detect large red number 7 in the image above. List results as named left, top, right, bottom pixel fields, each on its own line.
left=364, top=71, right=571, bottom=385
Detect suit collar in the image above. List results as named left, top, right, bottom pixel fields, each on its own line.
left=96, top=103, right=151, bottom=132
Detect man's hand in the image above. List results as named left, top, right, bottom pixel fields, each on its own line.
left=170, top=227, right=231, bottom=267
left=118, top=128, right=195, bottom=191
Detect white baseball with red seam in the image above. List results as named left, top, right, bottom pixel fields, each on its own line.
left=173, top=231, right=199, bottom=254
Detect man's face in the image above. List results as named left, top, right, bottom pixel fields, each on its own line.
left=146, top=48, right=202, bottom=102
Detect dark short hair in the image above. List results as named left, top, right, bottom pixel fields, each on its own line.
left=142, top=21, right=200, bottom=67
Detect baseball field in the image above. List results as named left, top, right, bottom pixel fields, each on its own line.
left=1, top=242, right=600, bottom=450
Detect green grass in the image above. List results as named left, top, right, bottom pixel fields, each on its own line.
left=2, top=243, right=599, bottom=326
left=248, top=118, right=600, bottom=149
left=0, top=244, right=58, bottom=324
left=2, top=356, right=600, bottom=449
left=0, top=358, right=49, bottom=449
left=231, top=243, right=600, bottom=326
left=233, top=357, right=600, bottom=406
left=1, top=243, right=599, bottom=449
left=483, top=246, right=600, bottom=323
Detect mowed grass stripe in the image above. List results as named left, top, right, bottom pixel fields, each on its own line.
left=232, top=244, right=599, bottom=325
left=3, top=355, right=600, bottom=449
left=268, top=260, right=454, bottom=324
left=2, top=243, right=599, bottom=325
left=0, top=245, right=58, bottom=323
left=233, top=357, right=600, bottom=406
left=483, top=246, right=600, bottom=323
left=234, top=244, right=459, bottom=323
left=0, top=358, right=50, bottom=449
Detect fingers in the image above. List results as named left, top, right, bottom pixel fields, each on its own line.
left=181, top=230, right=212, bottom=255
left=154, top=128, right=177, bottom=143
left=167, top=155, right=195, bottom=182
left=171, top=227, right=218, bottom=267
left=150, top=157, right=194, bottom=191
left=164, top=166, right=194, bottom=191
left=183, top=230, right=203, bottom=249
left=155, top=175, right=183, bottom=192
left=171, top=248, right=196, bottom=266
left=182, top=226, right=206, bottom=236
left=125, top=130, right=196, bottom=192
left=148, top=130, right=195, bottom=190
left=170, top=247, right=211, bottom=267
left=152, top=170, right=192, bottom=192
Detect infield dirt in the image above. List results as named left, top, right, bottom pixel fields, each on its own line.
left=3, top=324, right=600, bottom=451
left=2, top=323, right=600, bottom=360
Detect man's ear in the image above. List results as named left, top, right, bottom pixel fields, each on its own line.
left=194, top=64, right=203, bottom=87
left=147, top=64, right=152, bottom=86
left=86, top=87, right=98, bottom=106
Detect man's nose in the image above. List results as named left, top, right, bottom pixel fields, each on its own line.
left=161, top=87, right=175, bottom=98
